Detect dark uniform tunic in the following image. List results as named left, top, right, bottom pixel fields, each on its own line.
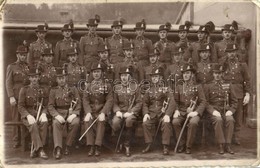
left=213, top=39, right=246, bottom=64
left=28, top=39, right=52, bottom=67
left=18, top=85, right=49, bottom=151
left=203, top=81, right=237, bottom=144
left=154, top=39, right=176, bottom=66
left=48, top=85, right=81, bottom=148
left=38, top=62, right=56, bottom=91
left=133, top=36, right=153, bottom=67
left=222, top=61, right=251, bottom=141
left=54, top=38, right=80, bottom=67
left=172, top=82, right=206, bottom=148
left=189, top=40, right=217, bottom=64
left=112, top=83, right=142, bottom=146
left=107, top=35, right=129, bottom=64
left=79, top=33, right=104, bottom=71
left=142, top=85, right=175, bottom=145
left=195, top=61, right=214, bottom=84
left=82, top=80, right=113, bottom=146
left=6, top=61, right=29, bottom=143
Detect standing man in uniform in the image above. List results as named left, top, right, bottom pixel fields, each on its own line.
left=175, top=21, right=193, bottom=62
left=204, top=64, right=237, bottom=154
left=54, top=21, right=80, bottom=67
left=132, top=19, right=153, bottom=67
left=114, top=41, right=142, bottom=83
left=82, top=63, right=113, bottom=156
left=164, top=47, right=186, bottom=92
left=108, top=19, right=129, bottom=64
left=195, top=44, right=214, bottom=85
left=48, top=68, right=81, bottom=159
left=79, top=15, right=103, bottom=71
left=189, top=21, right=217, bottom=64
left=142, top=67, right=175, bottom=155
left=112, top=67, right=142, bottom=157
left=154, top=22, right=176, bottom=67
left=96, top=43, right=115, bottom=82
left=172, top=64, right=206, bottom=154
left=18, top=67, right=49, bottom=159
left=28, top=23, right=52, bottom=67
left=213, top=21, right=246, bottom=64
left=222, top=43, right=251, bottom=145
left=6, top=45, right=29, bottom=148
left=38, top=48, right=57, bottom=93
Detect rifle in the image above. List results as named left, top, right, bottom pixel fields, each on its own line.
left=174, top=96, right=198, bottom=153
left=152, top=97, right=170, bottom=146
left=30, top=98, right=43, bottom=157
left=115, top=95, right=136, bottom=153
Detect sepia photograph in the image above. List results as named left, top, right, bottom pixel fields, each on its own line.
left=0, top=0, right=259, bottom=167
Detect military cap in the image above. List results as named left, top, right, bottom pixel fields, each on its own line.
left=225, top=43, right=238, bottom=52
left=97, top=44, right=110, bottom=52
left=27, top=67, right=40, bottom=76
left=61, top=23, right=74, bottom=32
left=158, top=22, right=171, bottom=32
left=181, top=64, right=195, bottom=73
left=111, top=20, right=124, bottom=28
left=67, top=48, right=78, bottom=56
left=198, top=44, right=211, bottom=52
left=172, top=47, right=185, bottom=55
left=16, top=45, right=28, bottom=53
left=122, top=41, right=134, bottom=50
left=42, top=48, right=54, bottom=56
left=134, top=19, right=146, bottom=30
left=197, top=25, right=207, bottom=33
left=150, top=67, right=164, bottom=76
left=211, top=64, right=224, bottom=73
left=119, top=66, right=132, bottom=76
left=56, top=67, right=67, bottom=77
left=87, top=15, right=100, bottom=27
left=178, top=21, right=192, bottom=32
left=148, top=48, right=160, bottom=57
left=222, top=24, right=235, bottom=32
left=35, top=25, right=48, bottom=32
left=91, top=62, right=103, bottom=71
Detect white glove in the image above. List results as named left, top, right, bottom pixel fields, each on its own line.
left=173, top=110, right=180, bottom=118
left=243, top=93, right=250, bottom=105
left=10, top=97, right=16, bottom=106
left=143, top=114, right=150, bottom=122
left=123, top=112, right=133, bottom=118
left=27, top=115, right=36, bottom=125
left=39, top=113, right=48, bottom=122
left=84, top=113, right=93, bottom=122
left=225, top=110, right=233, bottom=116
left=162, top=115, right=170, bottom=123
left=67, top=114, right=77, bottom=123
left=212, top=110, right=221, bottom=117
left=116, top=111, right=123, bottom=119
left=98, top=113, right=105, bottom=121
left=186, top=107, right=193, bottom=113
left=55, top=115, right=66, bottom=124
left=187, top=111, right=198, bottom=118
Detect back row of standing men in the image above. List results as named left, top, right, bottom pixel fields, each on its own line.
left=6, top=15, right=251, bottom=160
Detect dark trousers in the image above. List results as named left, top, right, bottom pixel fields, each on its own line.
left=11, top=105, right=21, bottom=144
left=111, top=115, right=137, bottom=147
left=52, top=117, right=80, bottom=149
left=22, top=118, right=48, bottom=151
left=142, top=117, right=172, bottom=145
left=210, top=115, right=234, bottom=144
left=172, top=115, right=200, bottom=148
left=233, top=99, right=243, bottom=141
left=85, top=117, right=106, bottom=146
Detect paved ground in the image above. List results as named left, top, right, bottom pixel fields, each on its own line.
left=2, top=125, right=258, bottom=166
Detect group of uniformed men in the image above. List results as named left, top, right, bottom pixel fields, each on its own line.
left=6, top=15, right=251, bottom=160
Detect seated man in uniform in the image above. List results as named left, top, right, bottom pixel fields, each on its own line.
left=48, top=68, right=81, bottom=159
left=204, top=64, right=237, bottom=154
left=18, top=67, right=48, bottom=159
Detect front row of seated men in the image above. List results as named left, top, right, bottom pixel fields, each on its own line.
left=17, top=58, right=238, bottom=160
